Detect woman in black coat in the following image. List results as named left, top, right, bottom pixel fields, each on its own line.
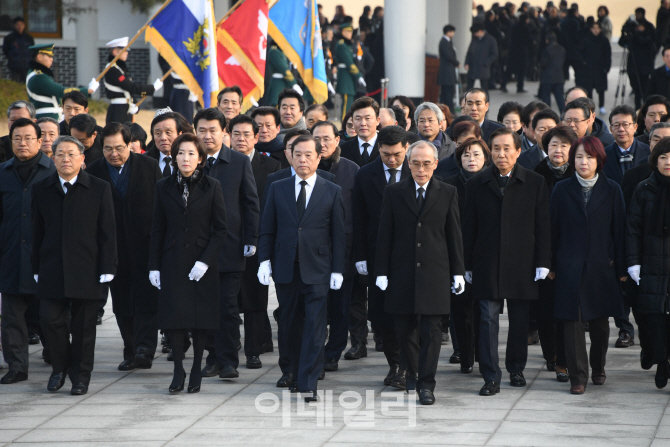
left=534, top=125, right=577, bottom=382
left=626, top=138, right=670, bottom=389
left=579, top=22, right=611, bottom=112
left=550, top=136, right=626, bottom=395
left=148, top=133, right=227, bottom=394
left=444, top=138, right=491, bottom=374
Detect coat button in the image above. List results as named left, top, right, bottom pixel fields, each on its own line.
left=184, top=228, right=188, bottom=232
left=417, top=243, right=421, bottom=247
left=417, top=223, right=422, bottom=227
left=416, top=262, right=421, bottom=267
left=22, top=214, right=26, bottom=218
left=183, top=211, right=187, bottom=215
left=23, top=188, right=27, bottom=192
left=21, top=239, right=25, bottom=244
left=298, top=228, right=302, bottom=231
left=185, top=244, right=190, bottom=248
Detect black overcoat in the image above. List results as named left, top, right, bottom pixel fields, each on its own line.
left=578, top=32, right=611, bottom=92
left=438, top=37, right=459, bottom=86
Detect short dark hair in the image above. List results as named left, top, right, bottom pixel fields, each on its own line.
left=455, top=138, right=491, bottom=169
left=452, top=120, right=482, bottom=142
left=488, top=126, right=521, bottom=149
left=194, top=107, right=227, bottom=132
left=564, top=86, right=588, bottom=100
left=663, top=47, right=670, bottom=57
left=609, top=104, right=636, bottom=125
left=305, top=103, right=329, bottom=119
left=541, top=124, right=578, bottom=150
left=350, top=96, right=380, bottom=118
left=251, top=107, right=281, bottom=126
left=443, top=24, right=455, bottom=34
left=391, top=105, right=407, bottom=130
left=217, top=86, right=243, bottom=104
left=126, top=122, right=147, bottom=150
left=563, top=100, right=591, bottom=121
left=635, top=7, right=646, bottom=16
left=377, top=125, right=407, bottom=147
left=69, top=114, right=97, bottom=137
left=531, top=108, right=560, bottom=129
left=569, top=136, right=606, bottom=173
left=311, top=120, right=339, bottom=137
left=10, top=118, right=41, bottom=140
left=36, top=117, right=59, bottom=130
left=390, top=95, right=415, bottom=126
left=520, top=100, right=550, bottom=127
left=283, top=128, right=311, bottom=151
left=650, top=137, right=670, bottom=169
left=465, top=87, right=489, bottom=104
left=290, top=134, right=322, bottom=155
left=637, top=95, right=670, bottom=130
left=229, top=114, right=259, bottom=136
left=171, top=133, right=207, bottom=169
left=405, top=132, right=421, bottom=145
left=497, top=101, right=523, bottom=124
left=62, top=90, right=89, bottom=108
left=151, top=111, right=194, bottom=137
left=598, top=5, right=609, bottom=15
left=470, top=23, right=485, bottom=33
left=13, top=17, right=25, bottom=25
left=546, top=31, right=558, bottom=44
left=278, top=89, right=305, bottom=112
left=101, top=122, right=131, bottom=146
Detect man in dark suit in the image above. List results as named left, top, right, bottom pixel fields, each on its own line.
left=438, top=25, right=459, bottom=113
left=60, top=91, right=103, bottom=144
left=195, top=108, right=260, bottom=379
left=464, top=23, right=498, bottom=94
left=145, top=111, right=190, bottom=178
left=0, top=101, right=36, bottom=162
left=463, top=127, right=551, bottom=396
left=69, top=114, right=103, bottom=168
left=312, top=120, right=359, bottom=372
left=538, top=32, right=566, bottom=112
left=375, top=140, right=465, bottom=405
left=251, top=107, right=287, bottom=168
left=228, top=114, right=281, bottom=369
left=461, top=88, right=503, bottom=143
left=86, top=123, right=162, bottom=371
left=646, top=47, right=670, bottom=99
left=416, top=102, right=457, bottom=160
left=0, top=119, right=55, bottom=385
left=353, top=125, right=411, bottom=388
left=258, top=134, right=345, bottom=402
left=340, top=96, right=381, bottom=167
left=32, top=135, right=117, bottom=395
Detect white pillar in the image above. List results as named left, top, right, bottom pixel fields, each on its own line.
left=425, top=0, right=449, bottom=57
left=384, top=0, right=427, bottom=99
left=449, top=0, right=472, bottom=71
left=148, top=4, right=163, bottom=98
left=75, top=0, right=98, bottom=89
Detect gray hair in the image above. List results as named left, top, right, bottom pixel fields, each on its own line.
left=650, top=122, right=670, bottom=139
left=407, top=140, right=438, bottom=161
left=7, top=100, right=36, bottom=119
left=52, top=135, right=85, bottom=154
left=380, top=107, right=396, bottom=120
left=414, top=102, right=444, bottom=124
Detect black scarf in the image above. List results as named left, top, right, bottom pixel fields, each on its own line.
left=28, top=60, right=54, bottom=78
left=106, top=154, right=131, bottom=198
left=177, top=169, right=202, bottom=206
left=256, top=136, right=284, bottom=155
left=13, top=152, right=41, bottom=185
left=651, top=169, right=670, bottom=237
left=460, top=168, right=475, bottom=183
left=318, top=147, right=341, bottom=172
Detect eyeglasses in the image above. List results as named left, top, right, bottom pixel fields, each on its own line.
left=410, top=160, right=435, bottom=170
left=562, top=118, right=588, bottom=125
left=611, top=122, right=634, bottom=130
left=314, top=137, right=333, bottom=143
left=103, top=146, right=128, bottom=154
left=12, top=137, right=37, bottom=144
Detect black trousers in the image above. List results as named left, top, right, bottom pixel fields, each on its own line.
left=115, top=312, right=158, bottom=361
left=502, top=59, right=527, bottom=91
left=243, top=310, right=265, bottom=357
left=98, top=284, right=109, bottom=318
left=563, top=312, right=609, bottom=387
left=467, top=77, right=489, bottom=95
left=105, top=104, right=132, bottom=126
left=214, top=272, right=242, bottom=368
left=627, top=69, right=650, bottom=109
left=348, top=280, right=368, bottom=346
left=451, top=288, right=476, bottom=369
left=325, top=276, right=354, bottom=361
left=169, top=88, right=194, bottom=124
left=368, top=284, right=400, bottom=367
left=538, top=83, right=566, bottom=113
left=440, top=84, right=456, bottom=114
left=537, top=278, right=566, bottom=366
left=393, top=314, right=442, bottom=392
left=644, top=314, right=670, bottom=365
left=1, top=294, right=39, bottom=373
left=40, top=298, right=98, bottom=384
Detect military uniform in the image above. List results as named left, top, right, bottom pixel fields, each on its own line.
left=265, top=44, right=296, bottom=107
left=333, top=32, right=362, bottom=119
left=168, top=71, right=196, bottom=124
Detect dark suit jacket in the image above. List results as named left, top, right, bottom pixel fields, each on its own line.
left=83, top=140, right=104, bottom=168
left=258, top=174, right=345, bottom=285
left=646, top=65, right=670, bottom=99
left=621, top=161, right=652, bottom=207
left=204, top=145, right=260, bottom=272
left=85, top=152, right=162, bottom=315
left=32, top=170, right=117, bottom=299
left=603, top=140, right=651, bottom=185
left=0, top=135, right=10, bottom=163
left=262, top=167, right=335, bottom=213
left=438, top=37, right=459, bottom=85
left=481, top=119, right=505, bottom=144
left=539, top=43, right=566, bottom=84
left=340, top=136, right=379, bottom=167
left=435, top=153, right=459, bottom=180
left=375, top=177, right=464, bottom=315
left=517, top=146, right=546, bottom=170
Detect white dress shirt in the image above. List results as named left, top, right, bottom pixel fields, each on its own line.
left=247, top=149, right=255, bottom=160
left=207, top=149, right=221, bottom=165
left=59, top=175, right=78, bottom=194
left=159, top=152, right=173, bottom=175
left=414, top=181, right=428, bottom=198
left=358, top=133, right=378, bottom=156
left=295, top=172, right=317, bottom=206
left=383, top=163, right=400, bottom=183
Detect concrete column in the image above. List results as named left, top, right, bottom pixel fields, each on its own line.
left=384, top=0, right=426, bottom=100
left=75, top=0, right=98, bottom=90
left=425, top=0, right=449, bottom=57
left=449, top=0, right=472, bottom=73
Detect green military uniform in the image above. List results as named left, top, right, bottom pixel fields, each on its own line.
left=25, top=44, right=88, bottom=120
left=265, top=44, right=296, bottom=107
left=333, top=23, right=361, bottom=120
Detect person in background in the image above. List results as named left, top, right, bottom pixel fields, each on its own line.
left=304, top=104, right=329, bottom=130
left=36, top=118, right=59, bottom=159
left=461, top=88, right=504, bottom=142
left=217, top=86, right=243, bottom=122
left=277, top=89, right=307, bottom=141
left=646, top=47, right=670, bottom=99
left=579, top=21, right=611, bottom=115
left=464, top=23, right=498, bottom=94
left=438, top=103, right=454, bottom=130
left=0, top=101, right=36, bottom=162
left=379, top=108, right=397, bottom=128
left=391, top=105, right=408, bottom=131
left=340, top=110, right=357, bottom=142
left=635, top=95, right=670, bottom=146
left=126, top=122, right=147, bottom=154
left=69, top=114, right=103, bottom=168
left=415, top=102, right=456, bottom=160
left=498, top=102, right=523, bottom=133
left=538, top=32, right=566, bottom=113
left=252, top=107, right=286, bottom=167
left=391, top=96, right=417, bottom=133
left=2, top=17, right=34, bottom=82
left=438, top=24, right=460, bottom=114
left=597, top=6, right=612, bottom=40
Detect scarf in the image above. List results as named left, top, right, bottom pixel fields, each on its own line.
left=651, top=169, right=670, bottom=237
left=13, top=152, right=41, bottom=185
left=106, top=154, right=131, bottom=198
left=318, top=147, right=341, bottom=172
left=546, top=157, right=569, bottom=178
left=177, top=169, right=201, bottom=206
left=28, top=60, right=54, bottom=78
left=256, top=135, right=284, bottom=155
left=576, top=172, right=598, bottom=205
left=460, top=168, right=475, bottom=183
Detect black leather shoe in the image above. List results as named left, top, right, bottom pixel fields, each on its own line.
left=324, top=358, right=339, bottom=371
left=162, top=344, right=171, bottom=354
left=303, top=390, right=318, bottom=402
left=201, top=364, right=220, bottom=377
left=28, top=333, right=40, bottom=345
left=246, top=356, right=262, bottom=369
left=289, top=382, right=299, bottom=393
left=449, top=351, right=460, bottom=364
left=118, top=359, right=138, bottom=371
left=219, top=365, right=239, bottom=379
left=169, top=370, right=185, bottom=394
left=0, top=370, right=27, bottom=384
left=344, top=343, right=367, bottom=360
left=261, top=341, right=274, bottom=353
left=591, top=370, right=606, bottom=385
left=318, top=369, right=325, bottom=380
left=510, top=371, right=526, bottom=387
left=479, top=381, right=500, bottom=396
left=556, top=371, right=569, bottom=383
left=71, top=382, right=89, bottom=395
left=47, top=372, right=67, bottom=392
left=188, top=369, right=202, bottom=394
left=527, top=330, right=539, bottom=345
left=384, top=364, right=400, bottom=386
left=615, top=332, right=634, bottom=348
left=96, top=315, right=102, bottom=325
left=655, top=360, right=669, bottom=389
left=546, top=362, right=556, bottom=372
left=641, top=349, right=653, bottom=370
left=135, top=350, right=152, bottom=369
left=373, top=332, right=384, bottom=352
left=167, top=349, right=174, bottom=361
left=276, top=372, right=293, bottom=388
left=389, top=369, right=407, bottom=390
left=460, top=366, right=473, bottom=374
left=418, top=389, right=435, bottom=405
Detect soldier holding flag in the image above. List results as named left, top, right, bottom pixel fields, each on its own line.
left=334, top=22, right=366, bottom=120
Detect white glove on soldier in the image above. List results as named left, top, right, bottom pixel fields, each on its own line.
left=153, top=78, right=164, bottom=91
left=88, top=78, right=100, bottom=93
left=451, top=275, right=465, bottom=295
left=99, top=274, right=115, bottom=283
left=376, top=276, right=388, bottom=291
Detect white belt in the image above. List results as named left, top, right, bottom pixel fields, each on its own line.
left=173, top=84, right=190, bottom=89
left=337, top=64, right=347, bottom=68
left=272, top=73, right=284, bottom=79
left=110, top=98, right=130, bottom=104
left=35, top=107, right=62, bottom=115
left=26, top=71, right=63, bottom=120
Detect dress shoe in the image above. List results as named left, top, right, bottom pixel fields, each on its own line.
left=441, top=332, right=450, bottom=344
left=570, top=384, right=585, bottom=394
left=500, top=85, right=509, bottom=93
left=479, top=381, right=500, bottom=396
left=615, top=332, right=634, bottom=348
left=318, top=369, right=325, bottom=380
left=546, top=362, right=556, bottom=372
left=246, top=356, right=262, bottom=369
left=384, top=364, right=400, bottom=386
left=527, top=330, right=539, bottom=345
left=71, top=382, right=89, bottom=395
left=261, top=341, right=274, bottom=353
left=303, top=390, right=317, bottom=402
left=134, top=351, right=152, bottom=369
left=28, top=333, right=40, bottom=345
left=47, top=372, right=67, bottom=392
left=167, top=349, right=174, bottom=361
left=655, top=360, right=669, bottom=389
left=460, top=366, right=473, bottom=374
left=389, top=369, right=407, bottom=390
left=188, top=369, right=202, bottom=393
left=219, top=365, right=239, bottom=379
left=276, top=372, right=293, bottom=387
left=344, top=343, right=367, bottom=360
left=118, top=359, right=138, bottom=371
left=591, top=371, right=606, bottom=385
left=1, top=370, right=27, bottom=384
left=324, top=358, right=339, bottom=372
left=555, top=366, right=569, bottom=383
left=641, top=349, right=653, bottom=370
left=289, top=382, right=299, bottom=393
left=510, top=371, right=526, bottom=387
left=169, top=369, right=185, bottom=394
left=162, top=344, right=171, bottom=354
left=418, top=389, right=435, bottom=405
left=201, top=364, right=220, bottom=377
left=449, top=351, right=460, bottom=364
left=96, top=315, right=103, bottom=325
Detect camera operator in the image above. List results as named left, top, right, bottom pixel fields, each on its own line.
left=619, top=8, right=657, bottom=108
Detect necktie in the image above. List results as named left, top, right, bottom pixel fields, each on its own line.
left=207, top=156, right=216, bottom=170
left=63, top=182, right=72, bottom=194
left=388, top=168, right=398, bottom=184
left=620, top=151, right=633, bottom=175
left=162, top=156, right=172, bottom=178
left=297, top=180, right=307, bottom=221
left=361, top=142, right=370, bottom=164
left=416, top=187, right=425, bottom=211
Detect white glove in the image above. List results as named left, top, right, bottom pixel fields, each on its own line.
left=355, top=261, right=368, bottom=275
left=244, top=245, right=257, bottom=257
left=451, top=275, right=465, bottom=295
left=358, top=77, right=367, bottom=87
left=153, top=78, right=164, bottom=91
left=534, top=267, right=550, bottom=281
left=128, top=104, right=139, bottom=115
left=88, top=78, right=100, bottom=93
left=99, top=274, right=115, bottom=283
left=188, top=261, right=208, bottom=281
left=292, top=84, right=303, bottom=95
left=33, top=274, right=38, bottom=283
left=328, top=82, right=336, bottom=94
left=376, top=276, right=388, bottom=291
left=330, top=273, right=343, bottom=290
left=149, top=270, right=161, bottom=289
left=188, top=92, right=198, bottom=102
left=257, top=260, right=271, bottom=286
left=628, top=265, right=641, bottom=285
left=465, top=271, right=472, bottom=284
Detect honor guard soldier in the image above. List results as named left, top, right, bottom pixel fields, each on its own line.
left=104, top=37, right=163, bottom=124
left=265, top=43, right=301, bottom=107
left=334, top=22, right=366, bottom=120
left=168, top=71, right=198, bottom=124
left=25, top=44, right=94, bottom=120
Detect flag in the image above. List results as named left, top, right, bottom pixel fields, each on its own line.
left=216, top=0, right=269, bottom=111
left=145, top=0, right=218, bottom=108
left=269, top=0, right=328, bottom=104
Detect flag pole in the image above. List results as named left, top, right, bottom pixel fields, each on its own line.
left=134, top=68, right=174, bottom=107
left=95, top=0, right=174, bottom=82
left=217, top=0, right=245, bottom=26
